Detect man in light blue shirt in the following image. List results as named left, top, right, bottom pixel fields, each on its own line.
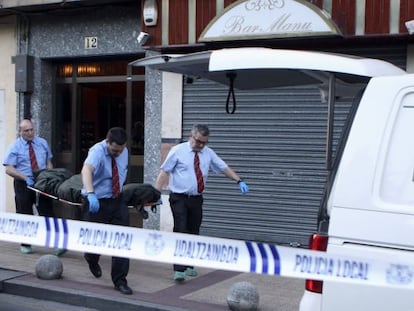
left=3, top=119, right=54, bottom=255
left=155, top=124, right=249, bottom=282
left=81, top=127, right=132, bottom=295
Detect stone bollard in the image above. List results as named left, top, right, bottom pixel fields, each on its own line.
left=227, top=281, right=260, bottom=311
left=35, top=254, right=63, bottom=280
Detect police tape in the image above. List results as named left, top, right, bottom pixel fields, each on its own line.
left=0, top=211, right=413, bottom=288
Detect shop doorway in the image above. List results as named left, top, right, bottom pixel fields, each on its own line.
left=53, top=59, right=145, bottom=182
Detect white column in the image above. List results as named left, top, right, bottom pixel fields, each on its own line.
left=188, top=0, right=196, bottom=43
left=162, top=0, right=169, bottom=45
left=389, top=0, right=401, bottom=34
left=355, top=0, right=366, bottom=35
left=162, top=72, right=182, bottom=138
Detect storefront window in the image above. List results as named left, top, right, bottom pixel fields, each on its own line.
left=57, top=61, right=144, bottom=77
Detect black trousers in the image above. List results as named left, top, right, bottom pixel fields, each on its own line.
left=82, top=196, right=130, bottom=287
left=169, top=193, right=203, bottom=272
left=14, top=179, right=55, bottom=247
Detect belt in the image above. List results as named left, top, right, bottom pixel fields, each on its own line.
left=170, top=192, right=202, bottom=198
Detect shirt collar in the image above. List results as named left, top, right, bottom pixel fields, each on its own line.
left=186, top=141, right=205, bottom=154
left=21, top=137, right=33, bottom=145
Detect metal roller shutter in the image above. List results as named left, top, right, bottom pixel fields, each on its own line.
left=182, top=45, right=406, bottom=246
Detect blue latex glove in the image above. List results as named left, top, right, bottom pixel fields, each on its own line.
left=87, top=193, right=100, bottom=213
left=26, top=177, right=35, bottom=187
left=238, top=181, right=249, bottom=194
left=155, top=198, right=163, bottom=205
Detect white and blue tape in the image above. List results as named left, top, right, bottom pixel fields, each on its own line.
left=0, top=211, right=413, bottom=288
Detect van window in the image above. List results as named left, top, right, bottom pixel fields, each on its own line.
left=380, top=91, right=414, bottom=205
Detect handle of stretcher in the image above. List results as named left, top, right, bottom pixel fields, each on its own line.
left=27, top=186, right=159, bottom=208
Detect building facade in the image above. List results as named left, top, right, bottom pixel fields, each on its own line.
left=0, top=0, right=148, bottom=220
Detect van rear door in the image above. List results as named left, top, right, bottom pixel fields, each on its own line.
left=320, top=74, right=414, bottom=311
left=131, top=48, right=405, bottom=90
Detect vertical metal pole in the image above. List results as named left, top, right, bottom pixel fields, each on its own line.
left=325, top=73, right=335, bottom=171
left=71, top=64, right=80, bottom=173
left=319, top=73, right=336, bottom=225
left=126, top=64, right=133, bottom=182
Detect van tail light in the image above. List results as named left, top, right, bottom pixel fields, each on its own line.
left=305, top=234, right=328, bottom=293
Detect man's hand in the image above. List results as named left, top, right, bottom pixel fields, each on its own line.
left=155, top=198, right=163, bottom=205
left=87, top=193, right=100, bottom=213
left=238, top=181, right=249, bottom=194
left=26, top=177, right=35, bottom=187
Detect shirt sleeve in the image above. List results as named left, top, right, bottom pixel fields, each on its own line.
left=3, top=143, right=18, bottom=166
left=84, top=144, right=102, bottom=171
left=160, top=146, right=178, bottom=173
left=208, top=147, right=228, bottom=174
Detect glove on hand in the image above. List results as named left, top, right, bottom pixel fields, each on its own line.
left=238, top=181, right=249, bottom=194
left=87, top=193, right=100, bottom=213
left=26, top=177, right=35, bottom=187
left=155, top=198, right=163, bottom=205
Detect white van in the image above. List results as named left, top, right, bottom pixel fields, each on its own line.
left=134, top=47, right=414, bottom=310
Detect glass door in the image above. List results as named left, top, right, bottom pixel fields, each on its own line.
left=53, top=60, right=145, bottom=181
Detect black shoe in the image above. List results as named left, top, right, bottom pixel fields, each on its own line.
left=84, top=255, right=102, bottom=278
left=86, top=262, right=102, bottom=278
left=88, top=263, right=102, bottom=278
left=115, top=284, right=133, bottom=295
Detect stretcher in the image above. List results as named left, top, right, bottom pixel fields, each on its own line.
left=27, top=186, right=159, bottom=219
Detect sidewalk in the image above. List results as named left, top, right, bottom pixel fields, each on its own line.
left=0, top=240, right=303, bottom=311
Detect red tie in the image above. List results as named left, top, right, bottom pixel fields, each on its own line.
left=28, top=141, right=39, bottom=171
left=194, top=152, right=204, bottom=193
left=112, top=157, right=120, bottom=198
